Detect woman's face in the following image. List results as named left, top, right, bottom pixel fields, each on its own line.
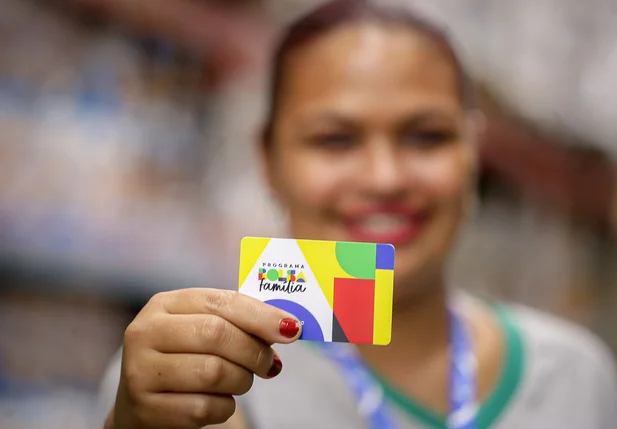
left=263, top=23, right=476, bottom=299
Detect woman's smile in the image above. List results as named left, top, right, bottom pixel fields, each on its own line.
left=340, top=205, right=430, bottom=245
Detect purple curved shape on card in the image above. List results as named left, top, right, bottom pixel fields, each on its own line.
left=265, top=299, right=324, bottom=341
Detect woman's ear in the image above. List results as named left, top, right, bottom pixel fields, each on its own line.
left=467, top=109, right=487, bottom=137
left=462, top=110, right=483, bottom=205
left=461, top=112, right=483, bottom=220
left=467, top=109, right=487, bottom=163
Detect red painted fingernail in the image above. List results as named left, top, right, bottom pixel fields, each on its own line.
left=279, top=318, right=300, bottom=338
left=267, top=355, right=283, bottom=378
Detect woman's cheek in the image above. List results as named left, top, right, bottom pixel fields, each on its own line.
left=279, top=155, right=349, bottom=209
left=412, top=151, right=471, bottom=203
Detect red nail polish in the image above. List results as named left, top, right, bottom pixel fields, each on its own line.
left=279, top=318, right=300, bottom=338
left=267, top=355, right=283, bottom=378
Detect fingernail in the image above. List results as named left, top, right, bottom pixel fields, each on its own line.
left=267, top=355, right=283, bottom=378
left=279, top=318, right=300, bottom=338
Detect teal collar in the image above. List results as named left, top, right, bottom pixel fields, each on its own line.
left=372, top=304, right=525, bottom=429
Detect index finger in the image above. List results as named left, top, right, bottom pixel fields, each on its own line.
left=154, top=288, right=302, bottom=344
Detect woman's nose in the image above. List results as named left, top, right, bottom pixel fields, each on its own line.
left=360, top=139, right=409, bottom=198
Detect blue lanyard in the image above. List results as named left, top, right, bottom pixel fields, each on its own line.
left=318, top=307, right=477, bottom=429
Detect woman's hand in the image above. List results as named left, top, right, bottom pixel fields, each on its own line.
left=111, top=288, right=302, bottom=429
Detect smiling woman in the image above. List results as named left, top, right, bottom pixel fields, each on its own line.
left=97, top=2, right=617, bottom=429
left=260, top=1, right=479, bottom=305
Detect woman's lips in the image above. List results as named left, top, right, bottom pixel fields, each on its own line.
left=343, top=211, right=428, bottom=245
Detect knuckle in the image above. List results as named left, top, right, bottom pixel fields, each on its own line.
left=123, top=321, right=148, bottom=345
left=202, top=357, right=226, bottom=389
left=202, top=315, right=231, bottom=348
left=190, top=396, right=214, bottom=426
left=151, top=291, right=167, bottom=302
left=203, top=290, right=234, bottom=315
left=190, top=396, right=235, bottom=426
left=150, top=291, right=171, bottom=307
left=122, top=361, right=146, bottom=396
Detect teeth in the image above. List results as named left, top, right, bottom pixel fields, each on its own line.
left=359, top=215, right=407, bottom=233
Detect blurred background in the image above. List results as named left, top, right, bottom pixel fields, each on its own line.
left=0, top=0, right=616, bottom=427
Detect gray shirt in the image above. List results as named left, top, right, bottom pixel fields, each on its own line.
left=97, top=301, right=617, bottom=429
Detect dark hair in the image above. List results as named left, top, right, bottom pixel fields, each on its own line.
left=262, top=0, right=475, bottom=145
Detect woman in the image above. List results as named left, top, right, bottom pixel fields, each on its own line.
left=98, top=1, right=617, bottom=428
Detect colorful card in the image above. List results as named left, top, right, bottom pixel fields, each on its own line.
left=238, top=237, right=394, bottom=345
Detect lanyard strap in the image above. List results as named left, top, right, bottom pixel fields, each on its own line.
left=318, top=308, right=477, bottom=429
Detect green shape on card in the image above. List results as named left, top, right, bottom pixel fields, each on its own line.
left=335, top=242, right=376, bottom=279
left=267, top=269, right=279, bottom=281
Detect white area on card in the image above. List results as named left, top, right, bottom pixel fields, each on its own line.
left=239, top=239, right=333, bottom=341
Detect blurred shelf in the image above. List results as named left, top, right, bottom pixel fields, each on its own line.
left=0, top=237, right=227, bottom=302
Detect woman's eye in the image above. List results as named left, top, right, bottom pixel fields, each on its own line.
left=402, top=129, right=455, bottom=147
left=311, top=133, right=356, bottom=150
